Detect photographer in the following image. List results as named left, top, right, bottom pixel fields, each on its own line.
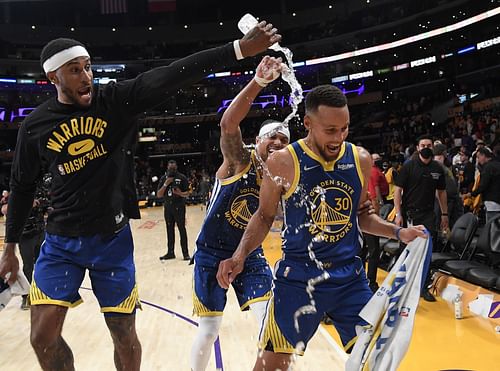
left=157, top=160, right=190, bottom=260
left=1, top=174, right=51, bottom=310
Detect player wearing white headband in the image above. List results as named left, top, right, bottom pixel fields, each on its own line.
left=190, top=56, right=289, bottom=371
left=0, top=24, right=281, bottom=371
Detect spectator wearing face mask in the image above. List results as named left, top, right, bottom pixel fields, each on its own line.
left=393, top=135, right=448, bottom=302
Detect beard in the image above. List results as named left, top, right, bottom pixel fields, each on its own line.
left=60, top=85, right=93, bottom=108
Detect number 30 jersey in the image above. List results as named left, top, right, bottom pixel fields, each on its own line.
left=281, top=140, right=365, bottom=262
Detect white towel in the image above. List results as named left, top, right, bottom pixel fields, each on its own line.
left=346, top=235, right=432, bottom=371
left=0, top=270, right=31, bottom=311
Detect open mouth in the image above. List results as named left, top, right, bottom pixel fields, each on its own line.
left=78, top=86, right=92, bottom=101
left=327, top=144, right=341, bottom=153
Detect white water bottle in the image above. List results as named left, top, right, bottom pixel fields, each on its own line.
left=454, top=293, right=463, bottom=319
left=238, top=13, right=281, bottom=51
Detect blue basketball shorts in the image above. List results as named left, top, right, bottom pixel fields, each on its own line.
left=30, top=224, right=140, bottom=315
left=258, top=256, right=372, bottom=355
left=193, top=248, right=272, bottom=316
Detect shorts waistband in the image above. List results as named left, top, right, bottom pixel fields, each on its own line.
left=284, top=255, right=356, bottom=270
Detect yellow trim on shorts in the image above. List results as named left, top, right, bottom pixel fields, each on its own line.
left=101, top=284, right=140, bottom=314
left=344, top=335, right=358, bottom=352
left=258, top=298, right=300, bottom=355
left=240, top=290, right=271, bottom=311
left=351, top=144, right=365, bottom=188
left=30, top=280, right=83, bottom=308
left=283, top=145, right=300, bottom=200
left=192, top=286, right=223, bottom=317
left=220, top=151, right=254, bottom=186
left=297, top=139, right=346, bottom=172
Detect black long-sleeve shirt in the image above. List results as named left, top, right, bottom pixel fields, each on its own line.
left=6, top=42, right=237, bottom=242
left=471, top=159, right=500, bottom=205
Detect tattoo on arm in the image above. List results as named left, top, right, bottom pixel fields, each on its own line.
left=220, top=131, right=251, bottom=169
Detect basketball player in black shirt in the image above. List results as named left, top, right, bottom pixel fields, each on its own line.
left=0, top=23, right=281, bottom=370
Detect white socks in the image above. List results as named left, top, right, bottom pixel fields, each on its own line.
left=190, top=301, right=269, bottom=371
left=190, top=316, right=222, bottom=371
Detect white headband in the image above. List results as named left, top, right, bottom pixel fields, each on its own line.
left=43, top=45, right=90, bottom=74
left=258, top=121, right=290, bottom=141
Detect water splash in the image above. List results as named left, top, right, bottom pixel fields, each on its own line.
left=277, top=46, right=304, bottom=127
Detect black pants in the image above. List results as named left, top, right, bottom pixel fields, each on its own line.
left=164, top=204, right=189, bottom=257
left=364, top=233, right=381, bottom=287
left=19, top=230, right=44, bottom=284
left=402, top=208, right=436, bottom=292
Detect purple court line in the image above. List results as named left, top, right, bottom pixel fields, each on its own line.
left=80, top=287, right=224, bottom=370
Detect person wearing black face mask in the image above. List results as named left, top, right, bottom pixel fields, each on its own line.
left=158, top=160, right=190, bottom=261
left=393, top=135, right=448, bottom=302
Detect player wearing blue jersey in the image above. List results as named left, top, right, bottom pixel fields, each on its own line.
left=190, top=56, right=290, bottom=371
left=217, top=85, right=427, bottom=371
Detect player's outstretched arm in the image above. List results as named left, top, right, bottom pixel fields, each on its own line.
left=356, top=146, right=427, bottom=243
left=218, top=56, right=283, bottom=178
left=217, top=148, right=293, bottom=289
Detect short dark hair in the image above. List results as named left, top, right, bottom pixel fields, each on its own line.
left=433, top=143, right=447, bottom=156
left=40, top=38, right=85, bottom=70
left=168, top=160, right=177, bottom=165
left=305, top=85, right=347, bottom=114
left=417, top=135, right=433, bottom=144
left=477, top=147, right=494, bottom=158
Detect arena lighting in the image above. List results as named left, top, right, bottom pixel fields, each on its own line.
left=476, top=36, right=500, bottom=49
left=214, top=71, right=231, bottom=77
left=305, top=6, right=500, bottom=66
left=93, top=77, right=117, bottom=84
left=0, top=78, right=17, bottom=83
left=375, top=68, right=392, bottom=74
left=349, top=70, right=373, bottom=80
left=0, top=107, right=36, bottom=122
left=340, top=84, right=365, bottom=95
left=18, top=79, right=35, bottom=84
left=393, top=63, right=409, bottom=71
left=93, top=64, right=125, bottom=73
left=138, top=136, right=157, bottom=142
left=441, top=52, right=454, bottom=58
left=331, top=75, right=349, bottom=83
left=410, top=56, right=436, bottom=67
left=457, top=45, right=476, bottom=54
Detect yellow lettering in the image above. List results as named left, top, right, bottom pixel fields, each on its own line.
left=80, top=116, right=85, bottom=135
left=98, top=120, right=107, bottom=138
left=68, top=161, right=76, bottom=173
left=60, top=123, right=73, bottom=141
left=84, top=117, right=93, bottom=134
left=63, top=163, right=71, bottom=173
left=70, top=118, right=80, bottom=136
left=46, top=138, right=63, bottom=152
left=92, top=118, right=102, bottom=137
left=53, top=131, right=68, bottom=147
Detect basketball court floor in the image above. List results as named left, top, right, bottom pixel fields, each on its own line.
left=1, top=206, right=499, bottom=370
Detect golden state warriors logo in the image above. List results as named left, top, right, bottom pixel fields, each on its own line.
left=309, top=179, right=354, bottom=243
left=224, top=187, right=259, bottom=230
left=46, top=116, right=109, bottom=176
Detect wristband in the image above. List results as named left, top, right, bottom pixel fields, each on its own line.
left=441, top=213, right=448, bottom=216
left=254, top=75, right=270, bottom=87
left=233, top=40, right=244, bottom=60
left=395, top=227, right=403, bottom=241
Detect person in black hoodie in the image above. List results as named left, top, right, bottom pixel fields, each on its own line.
left=0, top=23, right=281, bottom=371
left=464, top=146, right=500, bottom=223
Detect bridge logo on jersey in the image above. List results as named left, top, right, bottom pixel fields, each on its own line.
left=45, top=116, right=109, bottom=176
left=308, top=179, right=354, bottom=243
left=224, top=187, right=259, bottom=230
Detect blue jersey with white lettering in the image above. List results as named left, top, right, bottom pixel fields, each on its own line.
left=196, top=151, right=262, bottom=258
left=281, top=140, right=364, bottom=262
